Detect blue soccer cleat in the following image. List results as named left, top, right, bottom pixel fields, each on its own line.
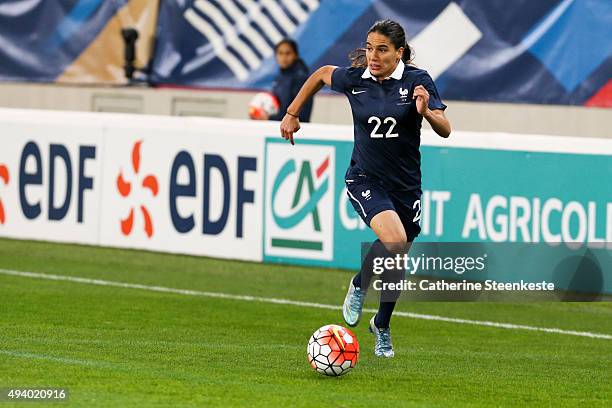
left=369, top=315, right=395, bottom=358
left=342, top=278, right=365, bottom=327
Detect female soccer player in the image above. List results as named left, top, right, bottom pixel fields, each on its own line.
left=279, top=20, right=450, bottom=358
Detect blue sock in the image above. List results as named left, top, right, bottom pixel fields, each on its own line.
left=352, top=240, right=387, bottom=289
left=375, top=302, right=396, bottom=329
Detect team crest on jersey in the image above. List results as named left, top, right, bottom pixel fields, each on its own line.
left=397, top=87, right=411, bottom=105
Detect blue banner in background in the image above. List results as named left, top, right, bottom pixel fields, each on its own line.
left=0, top=0, right=610, bottom=106
left=149, top=0, right=612, bottom=107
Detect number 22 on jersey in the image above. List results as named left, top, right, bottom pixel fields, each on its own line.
left=368, top=116, right=398, bottom=138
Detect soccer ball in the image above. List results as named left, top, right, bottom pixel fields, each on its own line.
left=307, top=324, right=359, bottom=376
left=248, top=92, right=280, bottom=120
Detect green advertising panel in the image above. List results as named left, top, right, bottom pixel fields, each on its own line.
left=263, top=137, right=612, bottom=294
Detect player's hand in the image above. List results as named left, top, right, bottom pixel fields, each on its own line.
left=413, top=85, right=430, bottom=116
left=280, top=114, right=300, bottom=145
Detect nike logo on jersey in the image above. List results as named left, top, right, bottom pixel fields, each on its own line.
left=351, top=89, right=366, bottom=94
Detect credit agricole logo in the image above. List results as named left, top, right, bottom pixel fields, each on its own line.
left=265, top=141, right=334, bottom=261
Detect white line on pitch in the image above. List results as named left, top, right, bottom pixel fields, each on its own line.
left=1, top=268, right=611, bottom=341
left=0, top=349, right=120, bottom=369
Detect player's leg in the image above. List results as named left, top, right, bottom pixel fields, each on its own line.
left=369, top=209, right=414, bottom=327
left=344, top=237, right=395, bottom=327
left=366, top=189, right=423, bottom=355
left=367, top=188, right=422, bottom=357
left=367, top=209, right=410, bottom=357
left=342, top=173, right=394, bottom=327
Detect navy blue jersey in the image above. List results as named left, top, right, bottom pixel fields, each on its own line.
left=331, top=61, right=446, bottom=191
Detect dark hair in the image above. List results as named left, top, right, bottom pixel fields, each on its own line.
left=275, top=38, right=299, bottom=55
left=275, top=38, right=308, bottom=71
left=349, top=19, right=414, bottom=68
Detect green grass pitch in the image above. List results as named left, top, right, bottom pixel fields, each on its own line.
left=0, top=238, right=611, bottom=407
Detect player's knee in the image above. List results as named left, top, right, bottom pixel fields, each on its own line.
left=380, top=230, right=407, bottom=250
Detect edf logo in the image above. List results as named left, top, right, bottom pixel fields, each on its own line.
left=19, top=141, right=95, bottom=222
left=169, top=150, right=256, bottom=237
left=264, top=142, right=335, bottom=261
left=116, top=140, right=159, bottom=238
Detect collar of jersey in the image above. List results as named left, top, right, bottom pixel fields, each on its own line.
left=361, top=60, right=404, bottom=81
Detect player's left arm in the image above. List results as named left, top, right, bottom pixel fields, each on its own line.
left=413, top=85, right=451, bottom=138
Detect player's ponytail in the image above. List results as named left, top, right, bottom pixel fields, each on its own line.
left=402, top=42, right=414, bottom=65
left=349, top=48, right=367, bottom=68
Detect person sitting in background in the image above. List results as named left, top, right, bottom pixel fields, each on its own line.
left=269, top=39, right=313, bottom=122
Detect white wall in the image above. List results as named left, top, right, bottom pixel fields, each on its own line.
left=0, top=82, right=610, bottom=139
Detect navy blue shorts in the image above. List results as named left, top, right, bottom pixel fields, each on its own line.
left=345, top=167, right=422, bottom=242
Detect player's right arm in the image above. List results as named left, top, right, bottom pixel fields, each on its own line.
left=280, top=65, right=336, bottom=145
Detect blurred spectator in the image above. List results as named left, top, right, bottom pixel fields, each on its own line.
left=269, top=39, right=312, bottom=122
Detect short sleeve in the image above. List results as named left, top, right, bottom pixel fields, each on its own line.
left=417, top=72, right=447, bottom=111
left=331, top=67, right=351, bottom=93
